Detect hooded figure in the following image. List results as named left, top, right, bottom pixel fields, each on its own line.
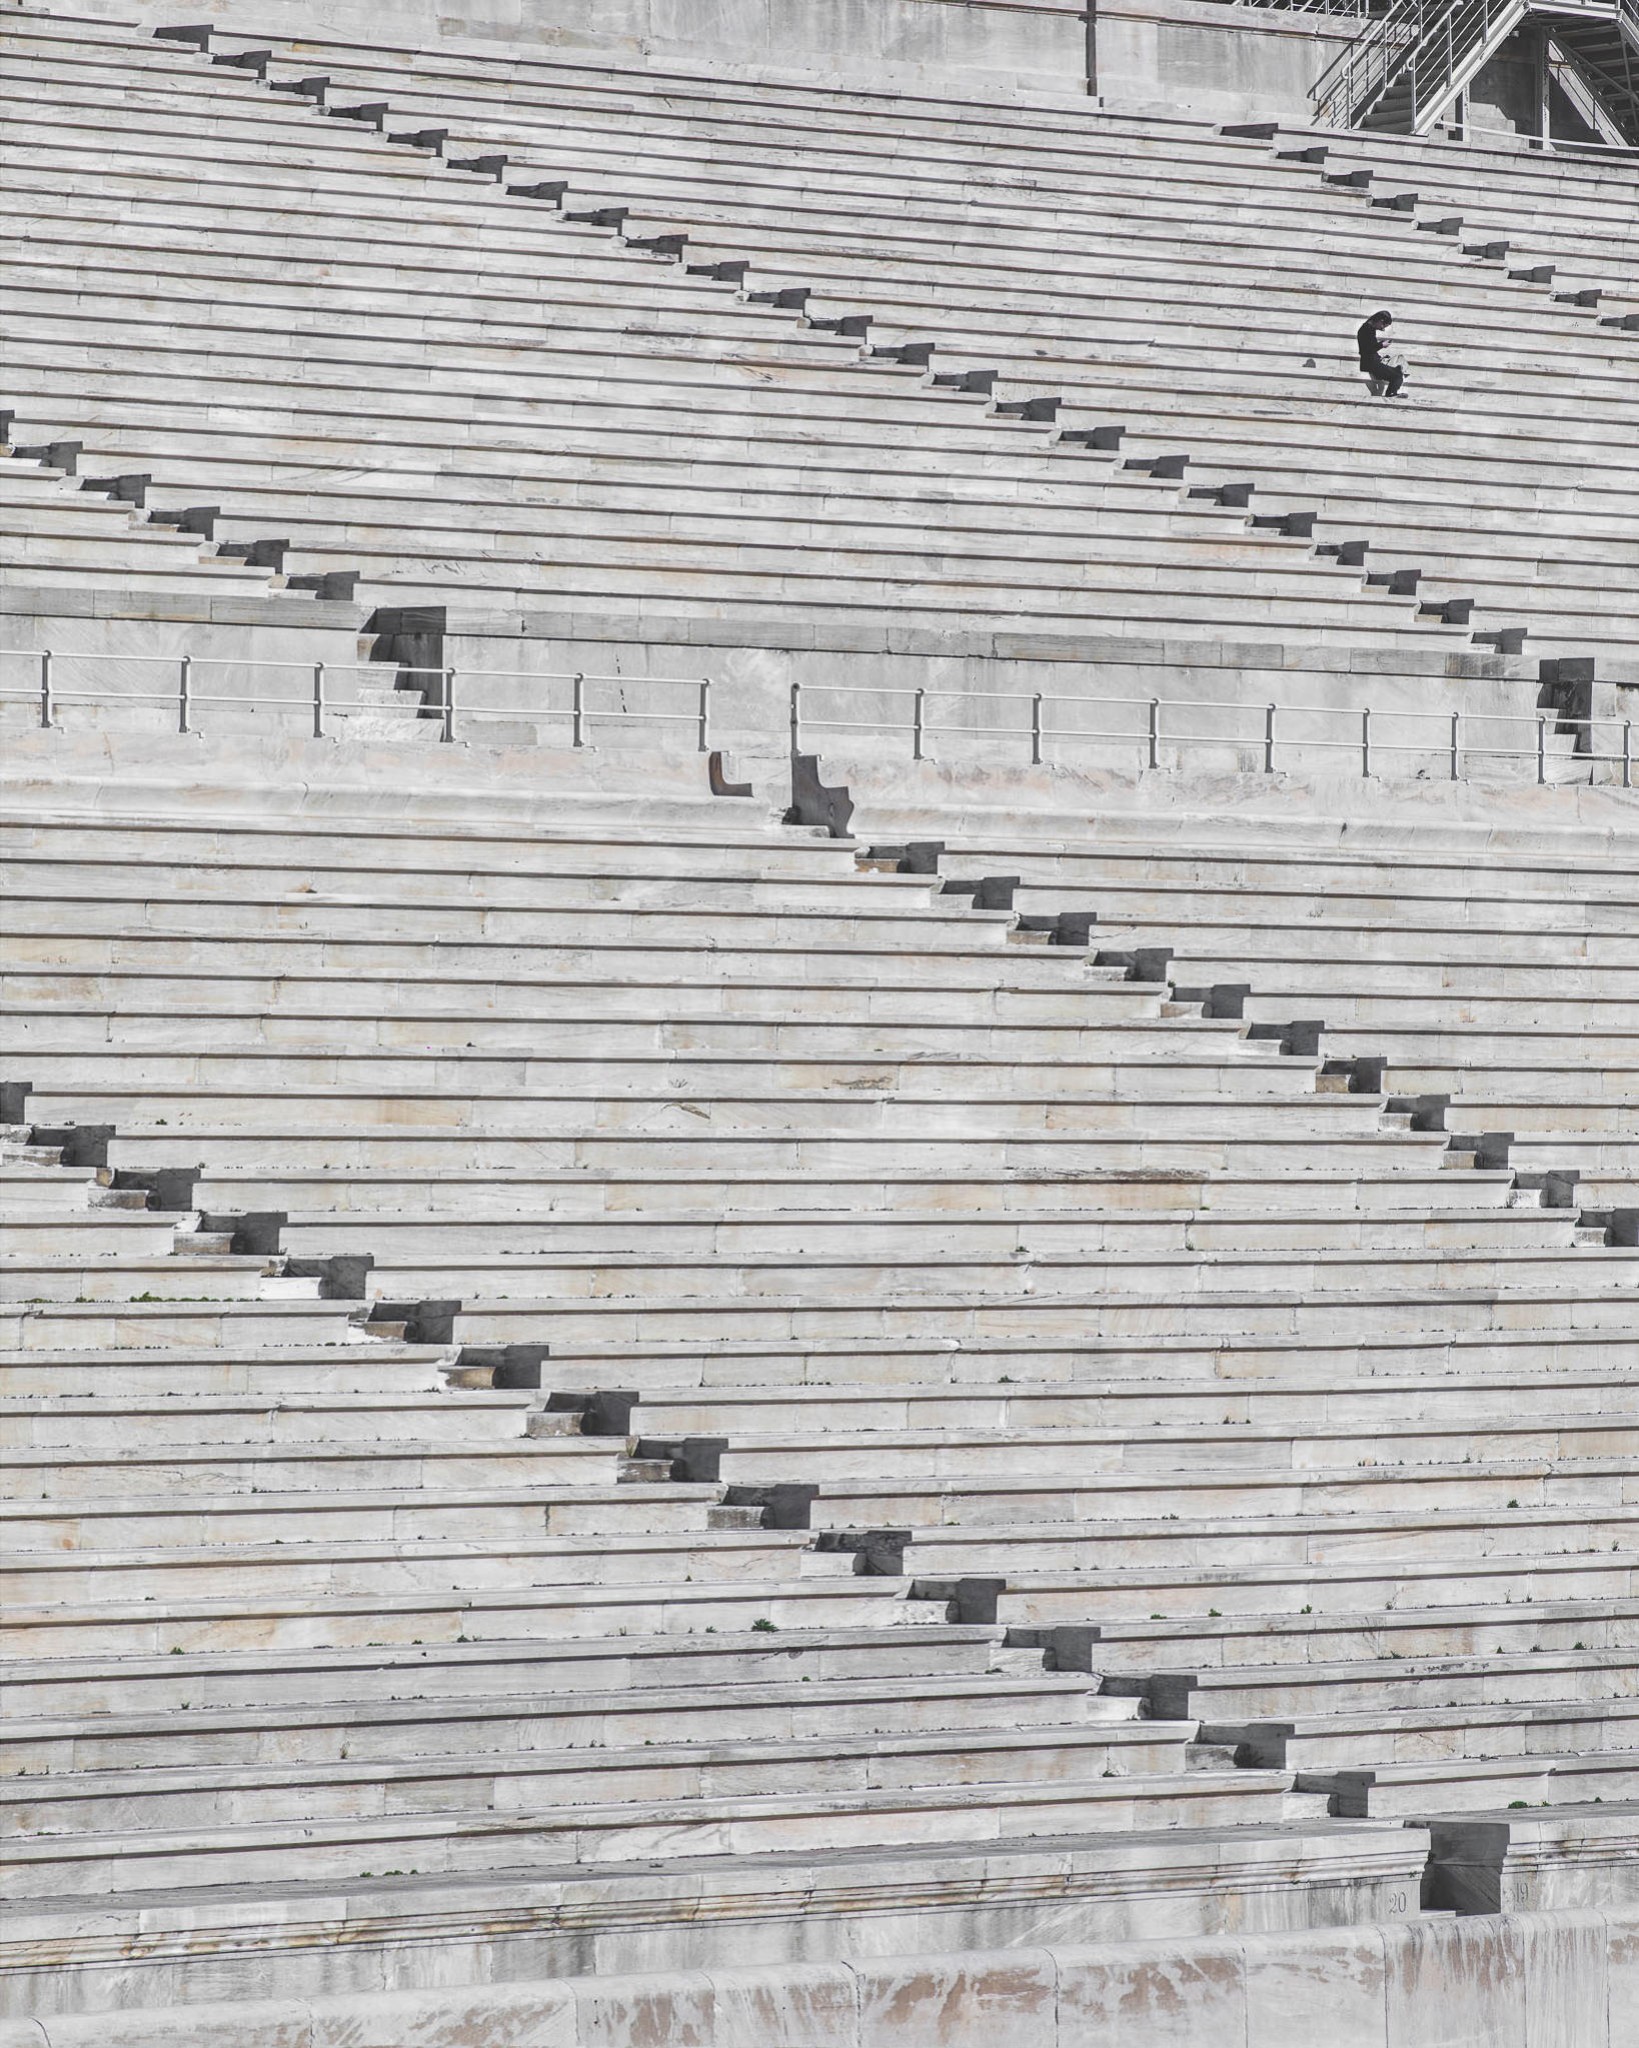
left=1358, top=310, right=1405, bottom=397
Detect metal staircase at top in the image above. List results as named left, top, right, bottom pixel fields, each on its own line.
left=1543, top=0, right=1639, bottom=140
left=1226, top=0, right=1639, bottom=140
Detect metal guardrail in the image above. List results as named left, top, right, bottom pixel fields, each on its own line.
left=1466, top=117, right=1639, bottom=150
left=789, top=678, right=1636, bottom=785
left=1549, top=0, right=1639, bottom=142
left=1204, top=0, right=1374, bottom=14
left=1309, top=0, right=1638, bottom=133
left=1312, top=0, right=1520, bottom=130
left=3, top=650, right=1633, bottom=786
left=0, top=652, right=714, bottom=751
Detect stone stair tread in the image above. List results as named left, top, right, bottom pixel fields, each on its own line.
left=0, top=1391, right=538, bottom=1415
left=7, top=1718, right=1178, bottom=1809
left=1255, top=1700, right=1639, bottom=1741
left=2, top=0, right=1636, bottom=1998
left=906, top=1502, right=1639, bottom=1542
left=1, top=1762, right=1308, bottom=1860
left=0, top=1341, right=447, bottom=1366
left=0, top=1251, right=271, bottom=1271
left=623, top=1419, right=1639, bottom=1451
left=187, top=1203, right=1576, bottom=1230
left=5, top=1616, right=1005, bottom=1682
left=2, top=1529, right=814, bottom=1570
left=1182, top=1645, right=1639, bottom=1689
left=1316, top=1748, right=1639, bottom=1785
left=1088, top=1593, right=1638, bottom=1644
left=626, top=1366, right=1639, bottom=1403
left=393, top=1274, right=1639, bottom=1313
left=0, top=1480, right=720, bottom=1515
left=532, top=1326, right=1639, bottom=1362
left=1, top=1578, right=916, bottom=1638
left=0, top=811, right=830, bottom=854
left=805, top=1456, right=1639, bottom=1494
left=981, top=1549, right=1639, bottom=1589
left=1, top=1806, right=1426, bottom=1928
left=1, top=1669, right=1119, bottom=1745
left=2, top=1436, right=615, bottom=1467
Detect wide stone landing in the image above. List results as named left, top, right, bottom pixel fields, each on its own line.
left=0, top=1906, right=1632, bottom=2047
left=5, top=1820, right=1428, bottom=2016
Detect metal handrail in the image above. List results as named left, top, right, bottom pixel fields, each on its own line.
left=0, top=651, right=714, bottom=751
left=1548, top=0, right=1639, bottom=141
left=1312, top=0, right=1514, bottom=130
left=1464, top=118, right=1639, bottom=151
left=788, top=678, right=1635, bottom=784
left=1205, top=0, right=1375, bottom=14
left=1310, top=0, right=1635, bottom=132
left=2, top=649, right=1632, bottom=787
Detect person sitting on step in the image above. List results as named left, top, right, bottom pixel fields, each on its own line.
left=1357, top=310, right=1406, bottom=398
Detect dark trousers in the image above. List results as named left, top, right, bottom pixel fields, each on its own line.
left=1362, top=359, right=1405, bottom=396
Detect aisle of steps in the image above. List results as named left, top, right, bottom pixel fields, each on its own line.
left=0, top=9, right=1449, bottom=650
left=2, top=763, right=1636, bottom=2010
left=1268, top=125, right=1639, bottom=313
left=842, top=818, right=1639, bottom=1210
left=151, top=13, right=1639, bottom=673
left=0, top=444, right=279, bottom=599
left=0, top=6, right=1632, bottom=707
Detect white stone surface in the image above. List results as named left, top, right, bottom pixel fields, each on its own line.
left=3, top=7, right=1638, bottom=2038
left=0, top=1914, right=1634, bottom=2044
left=2, top=736, right=1635, bottom=2027
left=6, top=4, right=1636, bottom=732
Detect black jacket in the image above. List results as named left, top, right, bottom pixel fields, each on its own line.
left=1357, top=319, right=1392, bottom=371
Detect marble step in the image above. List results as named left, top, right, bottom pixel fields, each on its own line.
left=0, top=1668, right=1138, bottom=1776
left=2, top=1622, right=1017, bottom=1720
left=2, top=1720, right=1204, bottom=1841
left=0, top=1764, right=1331, bottom=1900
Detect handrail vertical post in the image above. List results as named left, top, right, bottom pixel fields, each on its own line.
left=790, top=680, right=801, bottom=754
left=178, top=652, right=191, bottom=734
left=312, top=660, right=325, bottom=739
left=1030, top=692, right=1043, bottom=767
left=1624, top=720, right=1632, bottom=790
left=1264, top=701, right=1276, bottom=775
left=697, top=677, right=710, bottom=753
left=1361, top=705, right=1371, bottom=778
left=1536, top=713, right=1547, bottom=785
left=442, top=665, right=456, bottom=744
left=39, top=650, right=52, bottom=729
left=571, top=671, right=586, bottom=749
left=912, top=687, right=925, bottom=762
left=1147, top=696, right=1160, bottom=769
left=1450, top=710, right=1461, bottom=780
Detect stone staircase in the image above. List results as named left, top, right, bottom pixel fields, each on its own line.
left=2, top=6, right=1634, bottom=701
left=186, top=16, right=1637, bottom=668
left=1, top=736, right=1636, bottom=2026
left=3, top=6, right=1638, bottom=2039
left=0, top=450, right=277, bottom=599
left=1265, top=121, right=1639, bottom=312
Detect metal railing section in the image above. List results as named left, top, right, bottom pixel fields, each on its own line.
left=1312, top=0, right=1524, bottom=130
left=1549, top=0, right=1639, bottom=141
left=3, top=650, right=1633, bottom=787
left=1310, top=0, right=1636, bottom=132
left=788, top=678, right=1636, bottom=785
left=1465, top=115, right=1639, bottom=149
left=0, top=652, right=714, bottom=752
left=1206, top=0, right=1374, bottom=13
